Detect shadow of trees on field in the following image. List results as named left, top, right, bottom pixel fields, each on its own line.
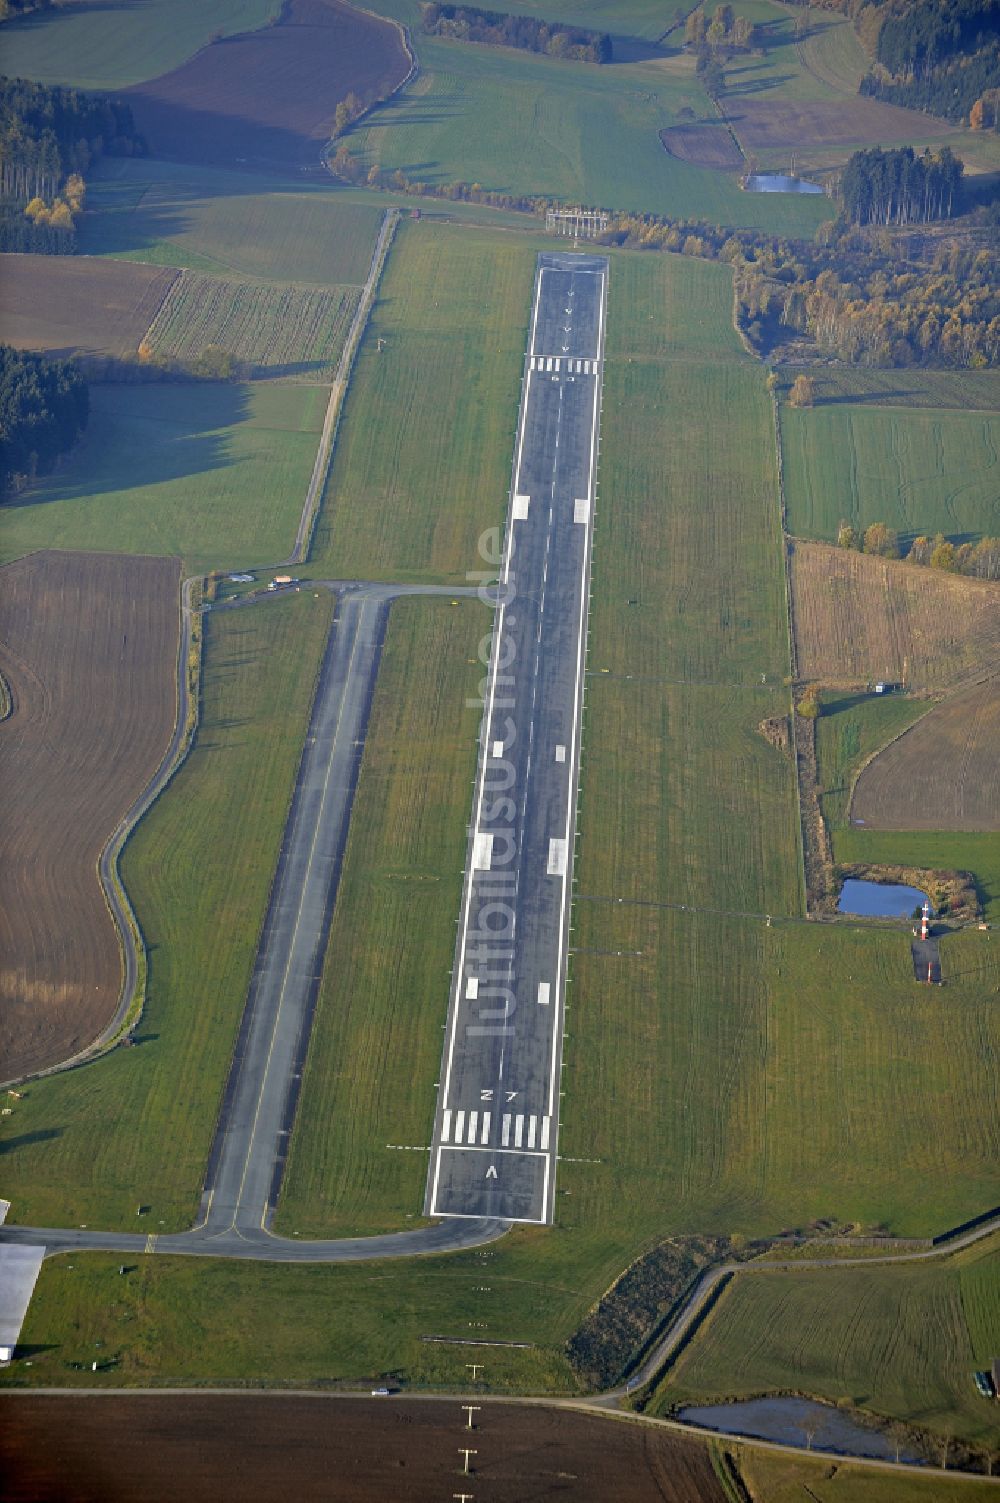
left=0, top=1128, right=63, bottom=1155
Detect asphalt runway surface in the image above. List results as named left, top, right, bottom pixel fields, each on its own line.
left=426, top=252, right=609, bottom=1225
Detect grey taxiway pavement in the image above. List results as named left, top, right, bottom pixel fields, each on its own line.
left=426, top=251, right=608, bottom=1226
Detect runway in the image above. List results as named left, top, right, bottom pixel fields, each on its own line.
left=425, top=251, right=609, bottom=1226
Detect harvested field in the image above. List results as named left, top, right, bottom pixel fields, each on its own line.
left=659, top=123, right=743, bottom=170
left=143, top=271, right=361, bottom=379
left=0, top=254, right=177, bottom=358
left=126, top=0, right=410, bottom=173
left=726, top=96, right=958, bottom=153
left=0, top=550, right=179, bottom=1080
left=0, top=1395, right=727, bottom=1502
left=852, top=678, right=1000, bottom=832
left=789, top=540, right=1000, bottom=692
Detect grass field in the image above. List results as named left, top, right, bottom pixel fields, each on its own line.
left=0, top=0, right=280, bottom=90
left=84, top=161, right=383, bottom=286
left=310, top=219, right=534, bottom=582
left=0, top=593, right=333, bottom=1231
left=653, top=1233, right=1000, bottom=1448
left=0, top=382, right=324, bottom=576
left=275, top=597, right=486, bottom=1236
left=789, top=541, right=1000, bottom=693
left=737, top=1448, right=999, bottom=1502
left=815, top=692, right=929, bottom=833
left=144, top=272, right=361, bottom=380
left=352, top=27, right=830, bottom=233
left=781, top=394, right=1000, bottom=544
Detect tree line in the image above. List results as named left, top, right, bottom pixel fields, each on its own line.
left=0, top=75, right=144, bottom=252
left=836, top=518, right=1000, bottom=580
left=0, top=345, right=88, bottom=495
left=839, top=145, right=964, bottom=225
left=419, top=3, right=612, bottom=63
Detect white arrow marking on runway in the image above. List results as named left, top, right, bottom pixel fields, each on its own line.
left=485, top=1165, right=498, bottom=1179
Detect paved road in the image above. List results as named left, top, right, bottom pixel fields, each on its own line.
left=425, top=252, right=608, bottom=1226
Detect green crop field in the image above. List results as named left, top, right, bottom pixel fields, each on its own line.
left=780, top=392, right=1000, bottom=544
left=653, top=1232, right=1000, bottom=1448
left=0, top=382, right=324, bottom=576
left=815, top=693, right=929, bottom=833
left=310, top=218, right=535, bottom=582
left=0, top=0, right=280, bottom=90
left=84, top=161, right=384, bottom=287
left=276, top=597, right=486, bottom=1236
left=144, top=272, right=361, bottom=380
left=352, top=28, right=830, bottom=234
left=0, top=593, right=333, bottom=1232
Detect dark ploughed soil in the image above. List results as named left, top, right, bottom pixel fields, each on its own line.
left=126, top=0, right=410, bottom=174
left=0, top=1395, right=729, bottom=1502
left=659, top=124, right=743, bottom=171
left=0, top=551, right=180, bottom=1080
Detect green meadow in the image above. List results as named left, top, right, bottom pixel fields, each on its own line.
left=0, top=382, right=323, bottom=576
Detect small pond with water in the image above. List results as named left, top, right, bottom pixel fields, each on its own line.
left=678, top=1396, right=923, bottom=1462
left=838, top=878, right=930, bottom=918
left=744, top=173, right=824, bottom=194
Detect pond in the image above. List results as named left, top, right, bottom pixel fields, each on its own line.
left=838, top=878, right=930, bottom=919
left=678, top=1397, right=923, bottom=1462
left=743, top=173, right=824, bottom=195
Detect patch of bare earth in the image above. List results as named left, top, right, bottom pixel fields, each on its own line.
left=0, top=1395, right=729, bottom=1503
left=789, top=540, right=1000, bottom=693
left=725, top=96, right=959, bottom=153
left=0, top=550, right=180, bottom=1079
left=852, top=678, right=1000, bottom=831
left=659, top=123, right=743, bottom=169
left=0, top=255, right=178, bottom=359
left=126, top=0, right=410, bottom=173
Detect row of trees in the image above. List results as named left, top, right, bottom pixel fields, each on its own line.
left=837, top=519, right=1000, bottom=578
left=0, top=345, right=88, bottom=495
left=685, top=4, right=760, bottom=52
left=839, top=146, right=964, bottom=225
left=419, top=4, right=611, bottom=63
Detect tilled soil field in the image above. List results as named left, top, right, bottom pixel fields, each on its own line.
left=0, top=1395, right=729, bottom=1502
left=0, top=550, right=180, bottom=1079
left=789, top=540, right=1000, bottom=693
left=726, top=96, right=958, bottom=153
left=126, top=0, right=410, bottom=173
left=852, top=677, right=1000, bottom=832
left=659, top=124, right=743, bottom=170
left=0, top=255, right=178, bottom=359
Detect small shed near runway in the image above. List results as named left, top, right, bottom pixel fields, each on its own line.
left=0, top=1242, right=46, bottom=1362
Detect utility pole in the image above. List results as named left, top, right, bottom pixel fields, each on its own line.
left=461, top=1405, right=481, bottom=1430
left=459, top=1448, right=478, bottom=1475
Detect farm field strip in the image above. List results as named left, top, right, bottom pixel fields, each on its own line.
left=0, top=551, right=180, bottom=1082
left=144, top=272, right=362, bottom=379
left=0, top=255, right=178, bottom=359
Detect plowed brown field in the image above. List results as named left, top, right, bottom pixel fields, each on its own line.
left=0, top=550, right=180, bottom=1079
left=0, top=255, right=178, bottom=359
left=0, top=1395, right=728, bottom=1503
left=659, top=124, right=743, bottom=170
left=126, top=0, right=410, bottom=173
left=852, top=677, right=1000, bottom=831
left=789, top=540, right=1000, bottom=692
left=726, top=96, right=958, bottom=153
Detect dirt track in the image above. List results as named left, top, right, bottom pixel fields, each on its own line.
left=0, top=1395, right=728, bottom=1502
left=126, top=0, right=410, bottom=173
left=0, top=550, right=180, bottom=1078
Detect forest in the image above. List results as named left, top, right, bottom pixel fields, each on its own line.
left=0, top=345, right=89, bottom=495
left=419, top=3, right=612, bottom=62
left=839, top=145, right=964, bottom=225
left=0, top=76, right=144, bottom=252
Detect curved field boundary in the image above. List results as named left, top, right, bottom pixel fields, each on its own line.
left=1, top=575, right=199, bottom=1090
